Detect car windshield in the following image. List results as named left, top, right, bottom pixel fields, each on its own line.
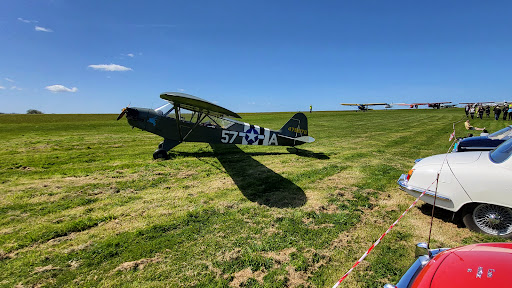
left=489, top=126, right=512, bottom=140
left=490, top=138, right=512, bottom=163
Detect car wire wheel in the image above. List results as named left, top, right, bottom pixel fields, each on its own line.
left=472, top=204, right=512, bottom=236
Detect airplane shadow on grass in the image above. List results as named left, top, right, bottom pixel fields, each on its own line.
left=209, top=144, right=308, bottom=208
left=286, top=148, right=330, bottom=160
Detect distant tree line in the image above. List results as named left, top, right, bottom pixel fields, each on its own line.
left=0, top=109, right=44, bottom=114
left=26, top=109, right=44, bottom=114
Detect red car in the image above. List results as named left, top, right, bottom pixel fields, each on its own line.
left=385, top=242, right=512, bottom=288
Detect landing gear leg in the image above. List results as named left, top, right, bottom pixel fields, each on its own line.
left=153, top=138, right=180, bottom=160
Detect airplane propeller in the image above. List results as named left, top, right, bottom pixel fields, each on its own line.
left=117, top=105, right=130, bottom=120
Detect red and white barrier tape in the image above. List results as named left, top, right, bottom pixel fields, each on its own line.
left=332, top=123, right=460, bottom=287
left=331, top=180, right=436, bottom=288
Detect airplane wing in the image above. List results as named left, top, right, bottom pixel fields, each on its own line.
left=340, top=103, right=388, bottom=106
left=160, top=92, right=242, bottom=119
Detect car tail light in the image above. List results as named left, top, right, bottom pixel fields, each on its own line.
left=406, top=169, right=414, bottom=181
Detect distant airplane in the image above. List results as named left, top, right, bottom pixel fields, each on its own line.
left=460, top=102, right=502, bottom=107
left=491, top=101, right=511, bottom=106
left=395, top=102, right=452, bottom=109
left=340, top=103, right=391, bottom=111
left=440, top=103, right=458, bottom=108
left=118, top=92, right=315, bottom=159
left=460, top=102, right=494, bottom=105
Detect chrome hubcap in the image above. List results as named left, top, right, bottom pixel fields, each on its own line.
left=473, top=204, right=512, bottom=236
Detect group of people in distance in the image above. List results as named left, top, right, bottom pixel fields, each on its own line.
left=465, top=103, right=512, bottom=121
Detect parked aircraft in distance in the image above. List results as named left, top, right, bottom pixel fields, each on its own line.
left=460, top=102, right=494, bottom=106
left=340, top=103, right=391, bottom=111
left=117, top=92, right=315, bottom=159
left=395, top=102, right=452, bottom=109
left=460, top=101, right=512, bottom=107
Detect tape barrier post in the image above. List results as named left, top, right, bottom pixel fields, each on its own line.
left=331, top=182, right=435, bottom=288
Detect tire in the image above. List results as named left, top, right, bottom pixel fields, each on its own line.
left=462, top=203, right=512, bottom=239
left=153, top=149, right=168, bottom=160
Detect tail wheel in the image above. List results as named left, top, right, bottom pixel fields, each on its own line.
left=462, top=204, right=512, bottom=238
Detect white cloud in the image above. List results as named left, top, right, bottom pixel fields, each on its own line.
left=35, top=26, right=53, bottom=32
left=127, top=53, right=134, bottom=58
left=10, top=86, right=22, bottom=91
left=4, top=78, right=14, bottom=82
left=0, top=86, right=5, bottom=90
left=18, top=17, right=37, bottom=23
left=45, top=85, right=78, bottom=93
left=88, top=64, right=132, bottom=72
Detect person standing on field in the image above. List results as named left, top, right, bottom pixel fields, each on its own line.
left=469, top=105, right=475, bottom=119
left=494, top=105, right=502, bottom=120
left=309, top=105, right=312, bottom=113
left=477, top=105, right=484, bottom=119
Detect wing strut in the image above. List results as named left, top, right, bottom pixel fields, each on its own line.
left=174, top=105, right=183, bottom=142
left=181, top=112, right=208, bottom=141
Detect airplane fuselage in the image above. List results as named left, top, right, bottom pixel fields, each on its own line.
left=126, top=108, right=305, bottom=147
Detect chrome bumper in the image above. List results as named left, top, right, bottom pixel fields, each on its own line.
left=385, top=244, right=450, bottom=288
left=397, top=174, right=452, bottom=202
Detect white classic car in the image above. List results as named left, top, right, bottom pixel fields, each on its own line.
left=398, top=138, right=512, bottom=238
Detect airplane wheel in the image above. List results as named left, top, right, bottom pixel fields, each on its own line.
left=153, top=149, right=168, bottom=160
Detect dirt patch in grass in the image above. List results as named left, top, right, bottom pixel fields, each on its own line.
left=112, top=255, right=162, bottom=273
left=219, top=248, right=242, bottom=262
left=176, top=170, right=198, bottom=179
left=32, top=265, right=61, bottom=274
left=262, top=247, right=296, bottom=264
left=64, top=240, right=93, bottom=254
left=229, top=268, right=266, bottom=287
left=47, top=233, right=75, bottom=245
left=286, top=265, right=308, bottom=287
left=0, top=249, right=16, bottom=260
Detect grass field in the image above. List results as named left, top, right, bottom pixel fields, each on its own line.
left=0, top=109, right=509, bottom=287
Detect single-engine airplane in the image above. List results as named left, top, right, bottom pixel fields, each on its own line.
left=340, top=103, right=391, bottom=111
left=117, top=92, right=315, bottom=159
left=395, top=102, right=452, bottom=109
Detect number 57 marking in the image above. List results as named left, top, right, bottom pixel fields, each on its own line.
left=221, top=130, right=238, bottom=143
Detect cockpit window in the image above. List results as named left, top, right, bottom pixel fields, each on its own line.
left=153, top=102, right=237, bottom=129
left=490, top=138, right=512, bottom=163
left=489, top=126, right=512, bottom=140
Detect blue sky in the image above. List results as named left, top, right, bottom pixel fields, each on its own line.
left=2, top=1, right=512, bottom=114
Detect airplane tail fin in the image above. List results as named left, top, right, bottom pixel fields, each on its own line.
left=279, top=113, right=314, bottom=143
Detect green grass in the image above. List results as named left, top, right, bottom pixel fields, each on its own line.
left=0, top=109, right=509, bottom=287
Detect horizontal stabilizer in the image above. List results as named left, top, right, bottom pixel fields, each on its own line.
left=295, top=136, right=315, bottom=143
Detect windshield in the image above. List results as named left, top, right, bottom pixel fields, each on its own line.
left=490, top=138, right=512, bottom=163
left=489, top=126, right=512, bottom=140
left=154, top=103, right=174, bottom=116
